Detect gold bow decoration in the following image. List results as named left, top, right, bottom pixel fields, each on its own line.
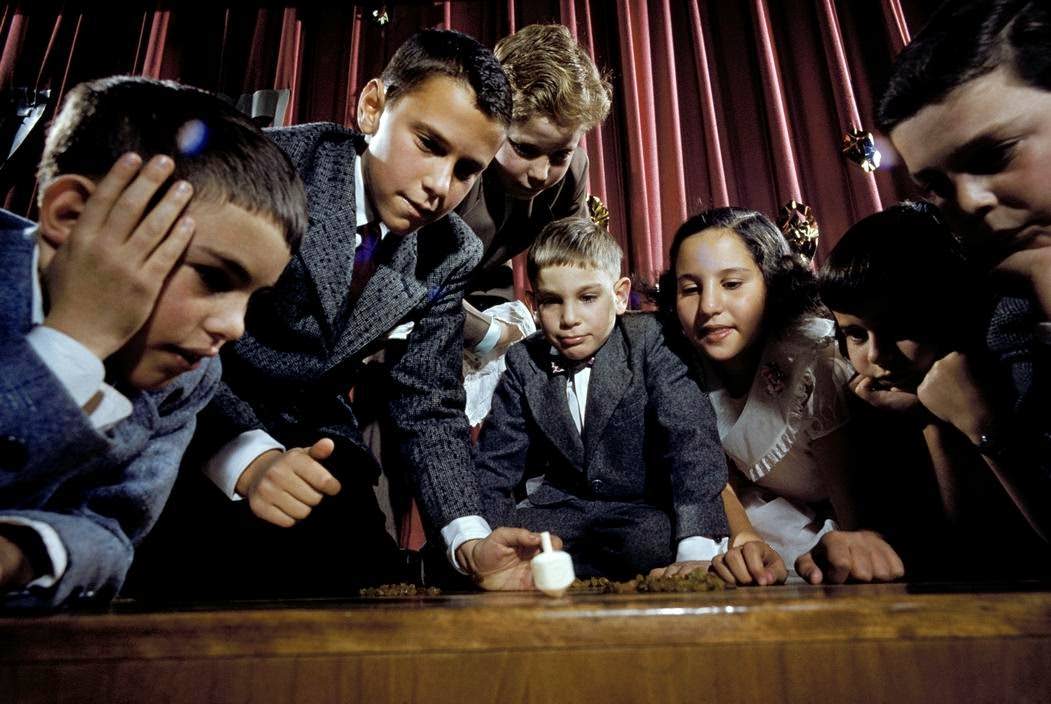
left=841, top=127, right=881, bottom=173
left=777, top=199, right=819, bottom=263
left=587, top=194, right=610, bottom=230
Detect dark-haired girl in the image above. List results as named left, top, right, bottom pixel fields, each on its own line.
left=663, top=207, right=904, bottom=585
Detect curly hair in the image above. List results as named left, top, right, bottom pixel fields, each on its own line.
left=659, top=207, right=822, bottom=343
left=495, top=24, right=611, bottom=129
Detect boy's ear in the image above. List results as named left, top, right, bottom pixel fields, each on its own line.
left=357, top=78, right=387, bottom=136
left=614, top=276, right=632, bottom=314
left=37, top=174, right=95, bottom=253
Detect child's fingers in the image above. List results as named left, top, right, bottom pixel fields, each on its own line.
left=247, top=497, right=297, bottom=528
left=293, top=456, right=341, bottom=497
left=709, top=555, right=738, bottom=584
left=795, top=552, right=823, bottom=585
left=140, top=216, right=195, bottom=281
left=102, top=155, right=179, bottom=244
left=871, top=538, right=905, bottom=581
left=741, top=542, right=771, bottom=585
left=308, top=438, right=336, bottom=461
left=764, top=549, right=789, bottom=583
left=270, top=491, right=314, bottom=522
left=722, top=548, right=754, bottom=585
left=846, top=543, right=873, bottom=582
left=127, top=180, right=195, bottom=262
left=75, top=152, right=145, bottom=234
left=648, top=566, right=669, bottom=578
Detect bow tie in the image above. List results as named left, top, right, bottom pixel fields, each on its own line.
left=550, top=355, right=595, bottom=376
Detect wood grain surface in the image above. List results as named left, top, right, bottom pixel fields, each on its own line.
left=2, top=584, right=1049, bottom=703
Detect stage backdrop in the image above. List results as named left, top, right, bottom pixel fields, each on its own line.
left=0, top=0, right=940, bottom=283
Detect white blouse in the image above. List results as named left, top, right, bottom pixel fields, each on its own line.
left=703, top=316, right=854, bottom=568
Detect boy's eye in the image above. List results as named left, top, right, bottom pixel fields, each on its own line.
left=964, top=140, right=1017, bottom=175
left=453, top=160, right=482, bottom=183
left=510, top=140, right=540, bottom=159
left=192, top=264, right=233, bottom=293
left=581, top=294, right=598, bottom=303
left=678, top=284, right=699, bottom=297
left=723, top=280, right=743, bottom=290
left=418, top=135, right=445, bottom=156
left=550, top=150, right=573, bottom=167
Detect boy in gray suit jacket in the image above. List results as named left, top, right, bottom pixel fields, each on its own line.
left=0, top=77, right=304, bottom=609
left=475, top=217, right=730, bottom=579
left=145, top=29, right=557, bottom=597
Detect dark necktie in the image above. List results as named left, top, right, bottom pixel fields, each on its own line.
left=348, top=221, right=381, bottom=311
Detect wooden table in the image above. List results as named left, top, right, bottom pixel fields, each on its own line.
left=2, top=583, right=1050, bottom=703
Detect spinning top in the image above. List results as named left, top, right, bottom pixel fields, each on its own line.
left=531, top=531, right=575, bottom=597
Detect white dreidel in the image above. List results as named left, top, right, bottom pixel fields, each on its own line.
left=530, top=531, right=575, bottom=597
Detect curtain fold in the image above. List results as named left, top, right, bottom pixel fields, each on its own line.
left=0, top=0, right=934, bottom=268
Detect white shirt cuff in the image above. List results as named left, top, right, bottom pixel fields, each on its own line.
left=676, top=535, right=729, bottom=562
left=26, top=325, right=132, bottom=429
left=202, top=430, right=286, bottom=500
left=0, top=517, right=68, bottom=589
left=441, top=515, right=493, bottom=575
left=471, top=316, right=503, bottom=356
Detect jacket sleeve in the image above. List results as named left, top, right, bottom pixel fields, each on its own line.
left=386, top=223, right=484, bottom=529
left=2, top=358, right=220, bottom=610
left=472, top=348, right=534, bottom=528
left=643, top=319, right=730, bottom=541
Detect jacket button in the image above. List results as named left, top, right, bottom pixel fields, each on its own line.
left=590, top=479, right=604, bottom=493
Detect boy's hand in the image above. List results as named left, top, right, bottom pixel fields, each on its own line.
left=237, top=439, right=342, bottom=528
left=0, top=534, right=34, bottom=592
left=457, top=528, right=556, bottom=591
left=795, top=530, right=904, bottom=585
left=648, top=561, right=710, bottom=578
left=850, top=374, right=921, bottom=415
left=709, top=538, right=787, bottom=586
left=43, top=153, right=196, bottom=360
left=917, top=352, right=995, bottom=444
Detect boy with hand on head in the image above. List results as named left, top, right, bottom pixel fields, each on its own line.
left=878, top=0, right=1051, bottom=541
left=177, top=29, right=552, bottom=595
left=0, top=76, right=303, bottom=609
left=457, top=23, right=612, bottom=360
left=474, top=217, right=730, bottom=580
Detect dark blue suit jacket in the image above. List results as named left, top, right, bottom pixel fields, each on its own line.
left=0, top=209, right=219, bottom=609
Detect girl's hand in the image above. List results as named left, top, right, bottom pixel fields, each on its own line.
left=795, top=530, right=904, bottom=584
left=850, top=374, right=921, bottom=415
left=916, top=352, right=994, bottom=444
left=709, top=538, right=787, bottom=586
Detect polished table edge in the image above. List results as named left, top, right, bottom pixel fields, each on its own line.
left=2, top=583, right=1050, bottom=663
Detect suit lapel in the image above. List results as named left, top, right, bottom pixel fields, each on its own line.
left=522, top=343, right=585, bottom=469
left=296, top=139, right=360, bottom=335
left=330, top=230, right=427, bottom=366
left=581, top=324, right=632, bottom=462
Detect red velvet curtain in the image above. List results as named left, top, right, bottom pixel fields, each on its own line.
left=0, top=0, right=941, bottom=270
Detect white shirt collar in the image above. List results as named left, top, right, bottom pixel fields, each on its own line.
left=30, top=239, right=43, bottom=324
left=354, top=153, right=388, bottom=240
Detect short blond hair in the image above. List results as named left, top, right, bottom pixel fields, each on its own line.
left=528, top=216, right=623, bottom=285
left=495, top=24, right=612, bottom=129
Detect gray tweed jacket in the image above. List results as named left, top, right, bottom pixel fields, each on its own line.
left=199, top=123, right=484, bottom=527
left=474, top=313, right=730, bottom=541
